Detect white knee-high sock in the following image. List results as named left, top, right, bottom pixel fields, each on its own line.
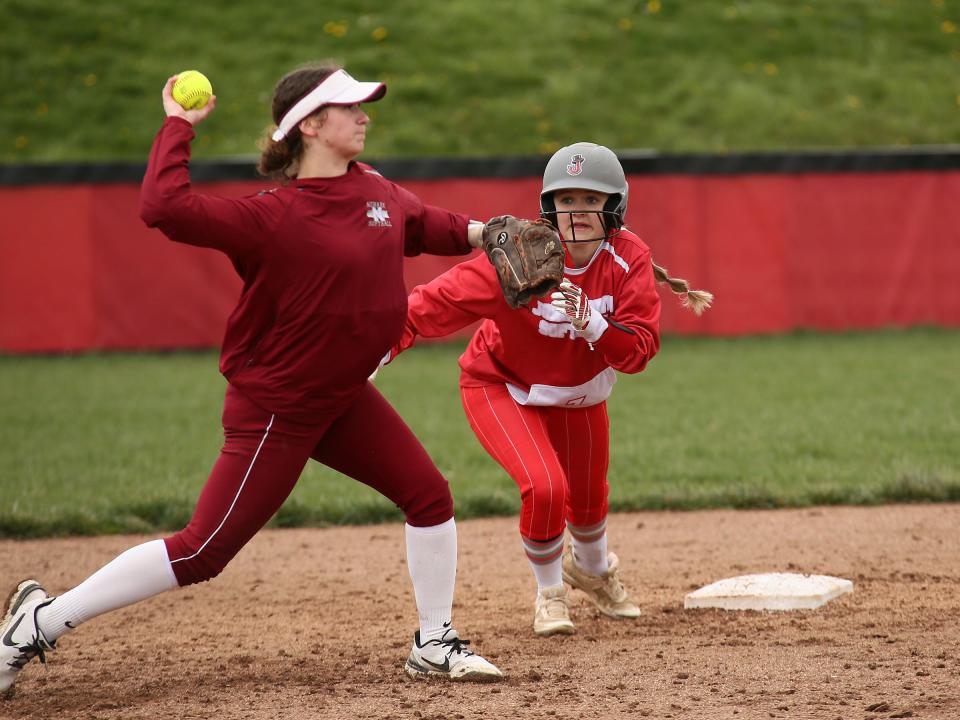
left=35, top=539, right=179, bottom=643
left=572, top=531, right=609, bottom=576
left=521, top=535, right=564, bottom=590
left=405, top=518, right=456, bottom=643
left=529, top=557, right=563, bottom=590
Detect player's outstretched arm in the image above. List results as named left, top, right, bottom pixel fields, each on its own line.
left=141, top=75, right=281, bottom=258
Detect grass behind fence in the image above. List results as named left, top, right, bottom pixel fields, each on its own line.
left=1, top=328, right=957, bottom=538
left=3, top=0, right=960, bottom=161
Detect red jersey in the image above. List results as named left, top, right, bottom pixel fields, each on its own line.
left=140, top=117, right=471, bottom=420
left=393, top=229, right=661, bottom=407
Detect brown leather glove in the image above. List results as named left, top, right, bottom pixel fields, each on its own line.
left=482, top=215, right=565, bottom=308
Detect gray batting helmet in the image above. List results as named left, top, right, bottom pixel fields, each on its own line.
left=540, top=142, right=628, bottom=234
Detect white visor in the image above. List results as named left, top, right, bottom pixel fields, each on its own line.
left=271, top=69, right=386, bottom=142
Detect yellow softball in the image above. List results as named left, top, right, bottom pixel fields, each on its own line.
left=172, top=70, right=213, bottom=110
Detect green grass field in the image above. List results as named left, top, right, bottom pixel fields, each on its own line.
left=1, top=329, right=957, bottom=539
left=3, top=0, right=960, bottom=161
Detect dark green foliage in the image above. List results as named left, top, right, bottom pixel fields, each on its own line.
left=3, top=0, right=960, bottom=161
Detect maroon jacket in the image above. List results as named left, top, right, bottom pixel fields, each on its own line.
left=140, top=117, right=471, bottom=420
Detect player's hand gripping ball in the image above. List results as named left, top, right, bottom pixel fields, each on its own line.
left=172, top=70, right=213, bottom=110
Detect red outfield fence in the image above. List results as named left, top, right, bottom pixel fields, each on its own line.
left=2, top=150, right=959, bottom=352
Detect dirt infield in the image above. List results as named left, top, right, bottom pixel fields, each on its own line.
left=1, top=504, right=958, bottom=720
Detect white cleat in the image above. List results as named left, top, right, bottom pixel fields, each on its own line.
left=533, top=584, right=575, bottom=637
left=562, top=549, right=641, bottom=619
left=405, top=625, right=503, bottom=682
left=1, top=580, right=56, bottom=697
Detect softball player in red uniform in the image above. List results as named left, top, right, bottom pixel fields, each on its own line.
left=384, top=142, right=711, bottom=636
left=0, top=62, right=503, bottom=694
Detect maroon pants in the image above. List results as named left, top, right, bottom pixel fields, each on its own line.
left=164, top=383, right=453, bottom=586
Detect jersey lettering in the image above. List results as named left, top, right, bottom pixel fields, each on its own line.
left=366, top=201, right=392, bottom=227
left=531, top=296, right=614, bottom=340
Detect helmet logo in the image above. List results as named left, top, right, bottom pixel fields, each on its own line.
left=566, top=154, right=585, bottom=176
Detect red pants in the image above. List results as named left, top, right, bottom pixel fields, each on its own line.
left=164, top=383, right=453, bottom=586
left=460, top=383, right=610, bottom=542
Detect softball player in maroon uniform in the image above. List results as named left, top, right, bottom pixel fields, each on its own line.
left=383, top=143, right=711, bottom=636
left=0, top=63, right=502, bottom=693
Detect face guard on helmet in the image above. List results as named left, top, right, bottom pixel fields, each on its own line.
left=539, top=142, right=629, bottom=244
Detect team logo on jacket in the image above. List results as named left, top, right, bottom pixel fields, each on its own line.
left=566, top=154, right=585, bottom=175
left=366, top=201, right=392, bottom=227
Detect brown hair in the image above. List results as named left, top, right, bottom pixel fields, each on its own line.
left=651, top=261, right=714, bottom=315
left=257, top=61, right=341, bottom=182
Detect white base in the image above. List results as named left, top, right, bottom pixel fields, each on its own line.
left=684, top=572, right=853, bottom=611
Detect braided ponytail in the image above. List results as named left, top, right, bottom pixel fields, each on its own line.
left=651, top=261, right=714, bottom=316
